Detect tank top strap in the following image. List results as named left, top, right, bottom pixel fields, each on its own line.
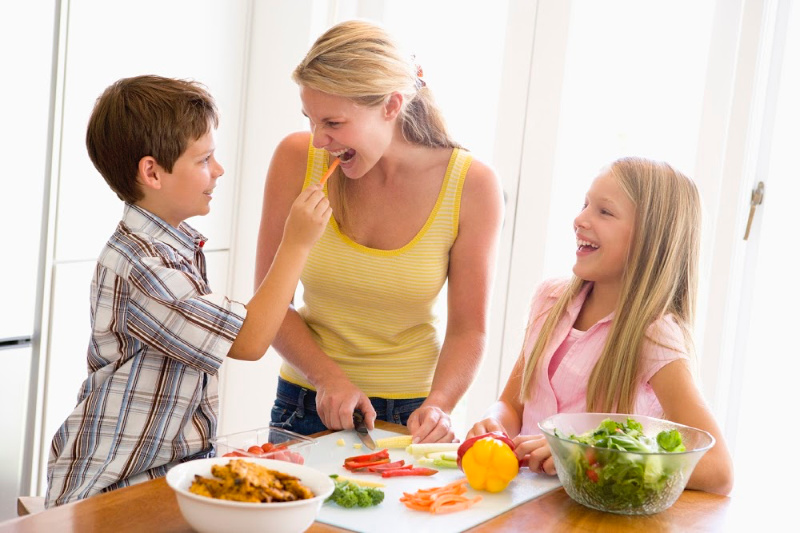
left=437, top=148, right=472, bottom=239
left=304, top=140, right=330, bottom=187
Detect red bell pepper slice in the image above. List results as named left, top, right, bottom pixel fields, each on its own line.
left=367, top=461, right=409, bottom=472
left=344, top=449, right=390, bottom=464
left=381, top=467, right=438, bottom=477
left=344, top=458, right=391, bottom=471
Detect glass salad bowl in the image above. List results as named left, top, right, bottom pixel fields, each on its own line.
left=539, top=412, right=715, bottom=515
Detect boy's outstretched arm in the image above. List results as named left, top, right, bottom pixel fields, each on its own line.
left=227, top=184, right=330, bottom=361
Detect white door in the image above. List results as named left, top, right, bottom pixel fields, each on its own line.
left=723, top=0, right=798, bottom=517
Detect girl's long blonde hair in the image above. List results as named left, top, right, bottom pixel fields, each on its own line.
left=292, top=20, right=460, bottom=230
left=519, top=157, right=701, bottom=413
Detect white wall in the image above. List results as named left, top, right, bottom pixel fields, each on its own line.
left=219, top=0, right=324, bottom=434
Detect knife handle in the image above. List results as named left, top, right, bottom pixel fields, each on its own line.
left=353, top=409, right=365, bottom=425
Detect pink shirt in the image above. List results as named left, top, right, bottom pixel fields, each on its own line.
left=520, top=278, right=689, bottom=435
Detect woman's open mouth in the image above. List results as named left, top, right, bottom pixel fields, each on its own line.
left=329, top=148, right=356, bottom=163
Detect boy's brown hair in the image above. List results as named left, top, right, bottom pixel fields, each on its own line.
left=86, top=75, right=219, bottom=203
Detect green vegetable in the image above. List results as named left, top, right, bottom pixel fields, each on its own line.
left=656, top=429, right=686, bottom=452
left=417, top=456, right=459, bottom=469
left=556, top=417, right=687, bottom=510
left=405, top=442, right=460, bottom=457
left=327, top=475, right=385, bottom=508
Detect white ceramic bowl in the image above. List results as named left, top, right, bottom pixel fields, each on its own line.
left=539, top=412, right=714, bottom=515
left=166, top=457, right=335, bottom=533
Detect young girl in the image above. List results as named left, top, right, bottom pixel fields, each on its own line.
left=467, top=157, right=733, bottom=495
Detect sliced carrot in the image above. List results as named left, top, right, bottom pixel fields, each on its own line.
left=399, top=478, right=481, bottom=515
left=319, top=158, right=340, bottom=185
left=431, top=496, right=483, bottom=514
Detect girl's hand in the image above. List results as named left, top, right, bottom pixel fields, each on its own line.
left=465, top=417, right=507, bottom=440
left=513, top=434, right=557, bottom=475
left=283, top=184, right=331, bottom=249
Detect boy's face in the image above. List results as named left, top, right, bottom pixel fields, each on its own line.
left=143, top=129, right=224, bottom=227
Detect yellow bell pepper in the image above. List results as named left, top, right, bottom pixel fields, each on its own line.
left=459, top=435, right=519, bottom=492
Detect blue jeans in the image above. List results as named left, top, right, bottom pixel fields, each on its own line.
left=270, top=377, right=425, bottom=436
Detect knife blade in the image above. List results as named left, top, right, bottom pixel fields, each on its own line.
left=352, top=410, right=377, bottom=450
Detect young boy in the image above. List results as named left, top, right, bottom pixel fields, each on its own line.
left=45, top=75, right=331, bottom=507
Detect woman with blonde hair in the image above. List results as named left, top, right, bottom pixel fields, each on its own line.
left=255, top=20, right=503, bottom=443
left=466, top=158, right=734, bottom=495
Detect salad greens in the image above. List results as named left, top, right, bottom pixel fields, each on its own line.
left=555, top=417, right=687, bottom=510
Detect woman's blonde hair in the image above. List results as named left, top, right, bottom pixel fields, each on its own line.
left=293, top=19, right=458, bottom=150
left=519, top=157, right=701, bottom=413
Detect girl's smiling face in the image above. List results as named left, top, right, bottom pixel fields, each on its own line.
left=299, top=86, right=399, bottom=178
left=572, top=170, right=636, bottom=286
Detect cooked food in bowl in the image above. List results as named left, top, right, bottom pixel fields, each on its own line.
left=166, top=457, right=334, bottom=533
left=189, top=459, right=314, bottom=503
left=539, top=412, right=714, bottom=515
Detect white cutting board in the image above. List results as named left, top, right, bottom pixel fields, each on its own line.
left=305, top=428, right=562, bottom=533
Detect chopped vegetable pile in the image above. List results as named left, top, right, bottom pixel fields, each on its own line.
left=343, top=449, right=438, bottom=478
left=400, top=478, right=482, bottom=514
left=327, top=475, right=385, bottom=508
left=556, top=417, right=688, bottom=509
left=405, top=442, right=460, bottom=469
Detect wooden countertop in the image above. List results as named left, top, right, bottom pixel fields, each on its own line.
left=1, top=422, right=738, bottom=532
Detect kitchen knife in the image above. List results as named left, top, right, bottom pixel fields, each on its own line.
left=352, top=410, right=377, bottom=450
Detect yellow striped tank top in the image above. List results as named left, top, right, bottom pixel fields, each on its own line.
left=278, top=144, right=472, bottom=398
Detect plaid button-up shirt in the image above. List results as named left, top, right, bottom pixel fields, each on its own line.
left=46, top=204, right=245, bottom=507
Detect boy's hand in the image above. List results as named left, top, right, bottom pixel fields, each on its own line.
left=283, top=184, right=331, bottom=249
left=466, top=417, right=507, bottom=440
left=512, top=434, right=556, bottom=475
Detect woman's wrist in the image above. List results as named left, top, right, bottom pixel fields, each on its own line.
left=421, top=390, right=455, bottom=414
left=306, top=363, right=349, bottom=391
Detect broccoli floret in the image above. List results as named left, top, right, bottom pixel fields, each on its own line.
left=336, top=489, right=360, bottom=508
left=365, top=487, right=384, bottom=505
left=326, top=476, right=384, bottom=508
left=355, top=489, right=373, bottom=507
